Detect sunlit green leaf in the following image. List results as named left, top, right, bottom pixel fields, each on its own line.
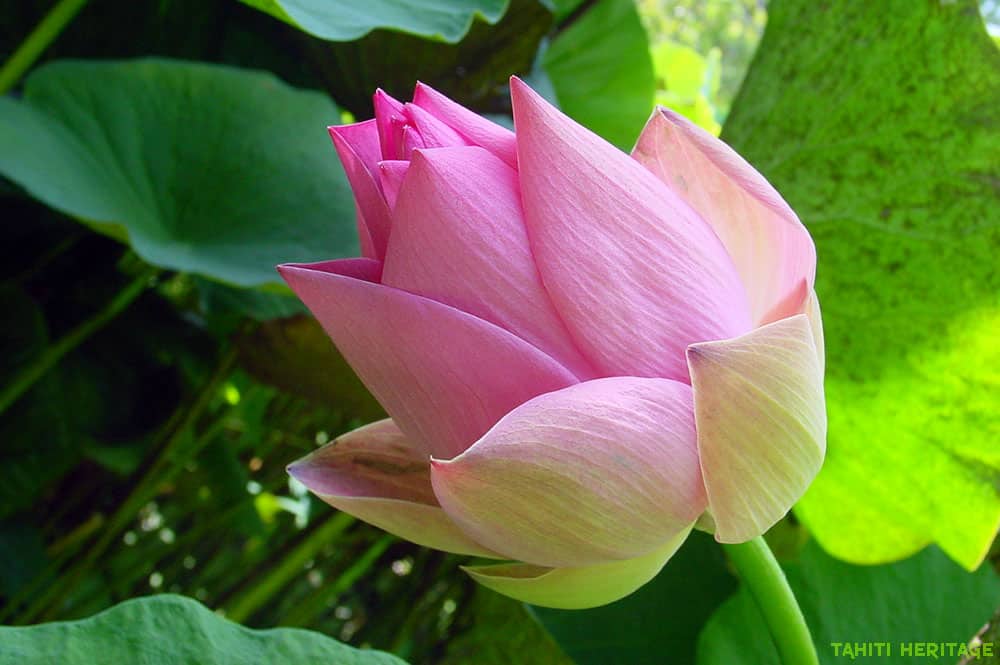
left=651, top=41, right=720, bottom=134
left=697, top=541, right=1000, bottom=665
left=0, top=594, right=408, bottom=664
left=0, top=59, right=356, bottom=288
left=543, top=0, right=655, bottom=148
left=724, top=0, right=1000, bottom=570
left=240, top=0, right=509, bottom=43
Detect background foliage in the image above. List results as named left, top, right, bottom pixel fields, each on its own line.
left=0, top=0, right=997, bottom=663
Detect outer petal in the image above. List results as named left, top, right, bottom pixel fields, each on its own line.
left=463, top=524, right=693, bottom=609
left=632, top=108, right=816, bottom=325
left=510, top=77, right=752, bottom=382
left=430, top=377, right=705, bottom=567
left=687, top=314, right=826, bottom=543
left=287, top=419, right=498, bottom=557
left=278, top=259, right=578, bottom=460
left=412, top=82, right=518, bottom=168
left=804, top=288, right=825, bottom=374
left=328, top=120, right=391, bottom=261
left=382, top=147, right=595, bottom=379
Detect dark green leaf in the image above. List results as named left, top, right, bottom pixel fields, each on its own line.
left=196, top=278, right=306, bottom=324
left=0, top=284, right=77, bottom=518
left=697, top=541, right=1000, bottom=665
left=308, top=0, right=551, bottom=119
left=0, top=520, right=48, bottom=597
left=533, top=531, right=737, bottom=665
left=543, top=0, right=655, bottom=148
left=237, top=316, right=385, bottom=423
left=0, top=59, right=356, bottom=288
left=240, top=0, right=509, bottom=42
left=0, top=594, right=408, bottom=664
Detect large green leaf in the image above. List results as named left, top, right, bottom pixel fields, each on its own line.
left=542, top=0, right=656, bottom=149
left=305, top=0, right=550, bottom=120
left=723, top=0, right=1000, bottom=569
left=240, top=0, right=509, bottom=43
left=0, top=594, right=407, bottom=664
left=0, top=59, right=356, bottom=288
left=532, top=532, right=736, bottom=665
left=697, top=541, right=1000, bottom=665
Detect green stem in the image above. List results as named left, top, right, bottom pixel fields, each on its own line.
left=0, top=0, right=89, bottom=94
left=280, top=534, right=394, bottom=627
left=722, top=537, right=819, bottom=665
left=0, top=264, right=158, bottom=416
left=223, top=512, right=356, bottom=624
left=16, top=347, right=237, bottom=624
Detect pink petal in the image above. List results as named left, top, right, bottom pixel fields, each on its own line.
left=373, top=89, right=407, bottom=160
left=632, top=108, right=816, bottom=325
left=509, top=77, right=752, bottom=382
left=377, top=160, right=409, bottom=210
left=382, top=147, right=595, bottom=379
left=412, top=82, right=518, bottom=168
left=404, top=103, right=472, bottom=149
left=687, top=314, right=826, bottom=543
left=287, top=419, right=499, bottom=557
left=463, top=524, right=692, bottom=609
left=328, top=120, right=391, bottom=261
left=278, top=259, right=578, bottom=460
left=431, top=377, right=705, bottom=567
left=400, top=124, right=425, bottom=159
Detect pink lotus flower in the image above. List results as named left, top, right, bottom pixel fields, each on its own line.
left=279, top=79, right=826, bottom=609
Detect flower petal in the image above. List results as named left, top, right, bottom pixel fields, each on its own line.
left=376, top=160, right=408, bottom=210
left=404, top=103, right=471, bottom=149
left=632, top=108, right=816, bottom=325
left=463, top=524, right=692, bottom=609
left=430, top=377, right=705, bottom=567
left=328, top=120, right=391, bottom=261
left=687, top=313, right=826, bottom=543
left=287, top=419, right=498, bottom=557
left=373, top=89, right=407, bottom=160
left=278, top=259, right=578, bottom=460
left=382, top=146, right=595, bottom=379
left=510, top=77, right=752, bottom=381
left=412, top=82, right=518, bottom=168
left=805, top=288, right=825, bottom=374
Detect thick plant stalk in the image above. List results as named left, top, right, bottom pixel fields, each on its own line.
left=0, top=0, right=89, bottom=94
left=722, top=537, right=819, bottom=665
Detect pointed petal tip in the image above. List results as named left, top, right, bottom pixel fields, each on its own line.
left=275, top=263, right=298, bottom=280
left=285, top=458, right=306, bottom=481
left=508, top=76, right=537, bottom=105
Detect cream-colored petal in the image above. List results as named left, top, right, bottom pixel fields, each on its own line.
left=463, top=524, right=693, bottom=609
left=687, top=314, right=826, bottom=543
left=430, top=377, right=704, bottom=568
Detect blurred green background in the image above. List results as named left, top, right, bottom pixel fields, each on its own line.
left=1, top=1, right=998, bottom=663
